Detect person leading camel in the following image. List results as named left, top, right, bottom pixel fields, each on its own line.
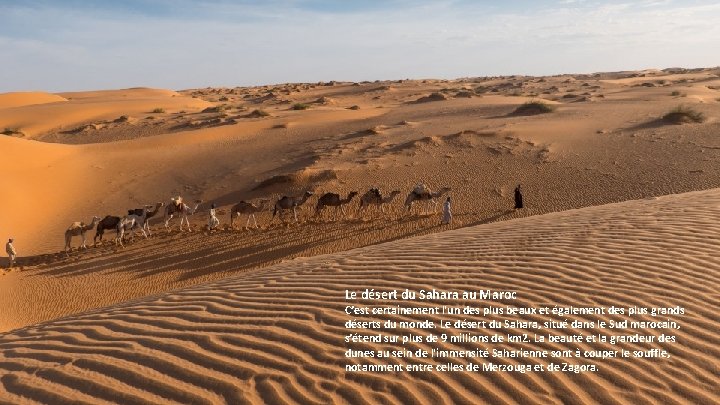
left=441, top=196, right=452, bottom=225
left=6, top=238, right=16, bottom=269
left=208, top=203, right=220, bottom=230
left=514, top=184, right=524, bottom=209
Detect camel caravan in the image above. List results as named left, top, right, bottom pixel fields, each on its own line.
left=62, top=183, right=451, bottom=255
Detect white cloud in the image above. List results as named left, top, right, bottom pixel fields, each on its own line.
left=1, top=1, right=719, bottom=91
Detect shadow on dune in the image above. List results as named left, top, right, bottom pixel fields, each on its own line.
left=29, top=210, right=464, bottom=283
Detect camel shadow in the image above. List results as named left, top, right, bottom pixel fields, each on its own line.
left=30, top=209, right=460, bottom=283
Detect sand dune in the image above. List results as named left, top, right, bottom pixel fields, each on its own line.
left=1, top=189, right=718, bottom=404
left=1, top=69, right=720, bottom=331
left=0, top=92, right=67, bottom=109
left=0, top=87, right=210, bottom=138
left=2, top=69, right=720, bottom=403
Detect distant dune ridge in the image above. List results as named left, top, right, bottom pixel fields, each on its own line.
left=0, top=92, right=67, bottom=109
left=1, top=189, right=719, bottom=404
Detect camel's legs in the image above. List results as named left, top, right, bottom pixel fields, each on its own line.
left=252, top=214, right=259, bottom=228
left=116, top=226, right=125, bottom=247
left=293, top=207, right=298, bottom=222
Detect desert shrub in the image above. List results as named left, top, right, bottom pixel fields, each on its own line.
left=151, top=108, right=165, bottom=113
left=2, top=127, right=22, bottom=136
left=292, top=103, right=310, bottom=110
left=662, top=105, right=705, bottom=124
left=202, top=105, right=228, bottom=113
left=247, top=109, right=270, bottom=118
left=347, top=105, right=360, bottom=110
left=511, top=100, right=555, bottom=115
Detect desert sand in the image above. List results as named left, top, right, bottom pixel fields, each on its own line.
left=0, top=189, right=719, bottom=404
left=1, top=67, right=720, bottom=403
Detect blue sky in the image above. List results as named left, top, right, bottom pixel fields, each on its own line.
left=1, top=0, right=718, bottom=92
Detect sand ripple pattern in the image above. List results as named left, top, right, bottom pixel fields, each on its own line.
left=1, top=190, right=720, bottom=404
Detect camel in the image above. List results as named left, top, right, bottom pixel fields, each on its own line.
left=115, top=215, right=148, bottom=247
left=272, top=191, right=313, bottom=223
left=94, top=215, right=121, bottom=245
left=164, top=198, right=203, bottom=231
left=404, top=184, right=451, bottom=214
left=65, top=216, right=101, bottom=255
left=230, top=199, right=270, bottom=229
left=128, top=202, right=164, bottom=235
left=315, top=191, right=358, bottom=220
left=359, top=189, right=401, bottom=216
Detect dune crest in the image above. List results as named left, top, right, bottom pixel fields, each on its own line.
left=0, top=92, right=67, bottom=109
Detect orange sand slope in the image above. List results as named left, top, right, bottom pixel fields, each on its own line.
left=4, top=69, right=720, bottom=259
left=1, top=189, right=718, bottom=404
left=0, top=92, right=67, bottom=109
left=0, top=88, right=210, bottom=137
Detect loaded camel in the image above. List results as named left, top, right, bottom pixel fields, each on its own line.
left=128, top=202, right=164, bottom=235
left=359, top=188, right=401, bottom=216
left=164, top=197, right=203, bottom=231
left=272, top=191, right=313, bottom=223
left=65, top=216, right=101, bottom=255
left=315, top=191, right=358, bottom=220
left=230, top=199, right=270, bottom=229
left=404, top=184, right=451, bottom=214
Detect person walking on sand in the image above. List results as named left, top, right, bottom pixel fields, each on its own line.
left=208, top=203, right=220, bottom=231
left=441, top=196, right=452, bottom=225
left=514, top=184, right=524, bottom=209
left=6, top=238, right=16, bottom=269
